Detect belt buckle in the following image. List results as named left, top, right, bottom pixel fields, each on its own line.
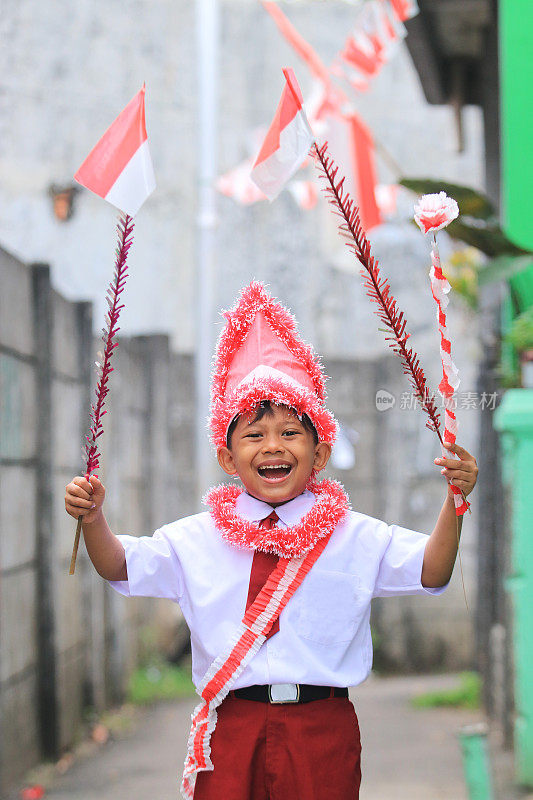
left=268, top=683, right=300, bottom=704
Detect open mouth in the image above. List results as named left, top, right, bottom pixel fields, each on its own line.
left=257, top=463, right=293, bottom=482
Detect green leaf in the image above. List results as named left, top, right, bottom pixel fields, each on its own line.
left=478, top=255, right=533, bottom=287
left=504, top=306, right=533, bottom=351
left=446, top=220, right=528, bottom=258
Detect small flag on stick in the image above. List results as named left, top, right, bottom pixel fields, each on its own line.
left=70, top=85, right=155, bottom=575
left=75, top=84, right=155, bottom=218
left=250, top=68, right=314, bottom=201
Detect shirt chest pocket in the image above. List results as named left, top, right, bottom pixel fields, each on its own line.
left=292, top=569, right=369, bottom=646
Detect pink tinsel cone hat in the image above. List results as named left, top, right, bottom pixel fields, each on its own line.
left=209, top=282, right=338, bottom=449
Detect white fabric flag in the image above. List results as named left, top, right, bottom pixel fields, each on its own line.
left=75, top=84, right=155, bottom=217
left=250, top=68, right=314, bottom=201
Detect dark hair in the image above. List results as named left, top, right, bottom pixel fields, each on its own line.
left=226, top=401, right=319, bottom=449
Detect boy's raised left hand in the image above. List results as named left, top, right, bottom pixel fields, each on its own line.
left=434, top=442, right=478, bottom=498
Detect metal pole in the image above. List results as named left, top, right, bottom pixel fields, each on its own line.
left=195, top=0, right=219, bottom=500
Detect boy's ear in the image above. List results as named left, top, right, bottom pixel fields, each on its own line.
left=313, top=442, right=331, bottom=472
left=217, top=446, right=238, bottom=476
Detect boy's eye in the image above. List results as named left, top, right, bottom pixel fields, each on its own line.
left=283, top=430, right=299, bottom=436
left=245, top=432, right=262, bottom=438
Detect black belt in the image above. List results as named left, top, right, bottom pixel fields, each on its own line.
left=230, top=684, right=349, bottom=704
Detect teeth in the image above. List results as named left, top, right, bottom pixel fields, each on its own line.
left=259, top=464, right=290, bottom=471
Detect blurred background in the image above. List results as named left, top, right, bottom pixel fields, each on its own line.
left=1, top=0, right=532, bottom=797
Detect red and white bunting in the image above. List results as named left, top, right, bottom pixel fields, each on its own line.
left=336, top=0, right=408, bottom=89
left=324, top=111, right=381, bottom=232
left=75, top=85, right=155, bottom=217
left=262, top=0, right=416, bottom=97
left=250, top=69, right=315, bottom=201
left=216, top=158, right=266, bottom=205
left=390, top=0, right=419, bottom=22
left=287, top=180, right=319, bottom=210
left=340, top=29, right=385, bottom=80
left=369, top=1, right=407, bottom=57
left=330, top=57, right=370, bottom=93
left=375, top=183, right=398, bottom=217
left=262, top=1, right=332, bottom=86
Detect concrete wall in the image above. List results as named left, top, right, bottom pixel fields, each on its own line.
left=0, top=247, right=196, bottom=792
left=0, top=248, right=42, bottom=789
left=325, top=354, right=477, bottom=675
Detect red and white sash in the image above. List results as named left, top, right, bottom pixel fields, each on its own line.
left=180, top=531, right=333, bottom=798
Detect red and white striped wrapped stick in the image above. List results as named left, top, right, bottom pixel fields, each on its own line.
left=414, top=192, right=469, bottom=516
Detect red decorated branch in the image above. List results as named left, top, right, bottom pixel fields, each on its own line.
left=312, top=144, right=470, bottom=516
left=69, top=215, right=134, bottom=573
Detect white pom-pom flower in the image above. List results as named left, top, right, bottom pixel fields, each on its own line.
left=414, top=191, right=459, bottom=234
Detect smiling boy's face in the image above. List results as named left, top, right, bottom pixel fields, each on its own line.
left=217, top=404, right=331, bottom=506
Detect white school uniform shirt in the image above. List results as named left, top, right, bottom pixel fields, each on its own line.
left=109, top=490, right=446, bottom=690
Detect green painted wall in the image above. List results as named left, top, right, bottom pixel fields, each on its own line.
left=500, top=0, right=533, bottom=249
left=495, top=390, right=533, bottom=786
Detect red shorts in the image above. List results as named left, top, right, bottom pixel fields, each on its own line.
left=193, top=694, right=362, bottom=800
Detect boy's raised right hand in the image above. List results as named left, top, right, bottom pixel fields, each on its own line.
left=65, top=475, right=106, bottom=524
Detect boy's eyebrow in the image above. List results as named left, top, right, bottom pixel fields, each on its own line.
left=241, top=417, right=303, bottom=428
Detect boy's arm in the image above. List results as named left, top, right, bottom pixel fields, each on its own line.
left=421, top=442, right=478, bottom=588
left=65, top=475, right=127, bottom=581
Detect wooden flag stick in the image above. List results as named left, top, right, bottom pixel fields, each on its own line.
left=69, top=516, right=83, bottom=575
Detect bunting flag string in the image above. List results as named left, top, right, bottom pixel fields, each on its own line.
left=263, top=0, right=418, bottom=98
left=375, top=183, right=399, bottom=217
left=218, top=0, right=418, bottom=214
left=215, top=157, right=267, bottom=205
left=261, top=0, right=337, bottom=89
left=287, top=179, right=319, bottom=210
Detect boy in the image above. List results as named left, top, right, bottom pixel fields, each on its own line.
left=65, top=282, right=478, bottom=799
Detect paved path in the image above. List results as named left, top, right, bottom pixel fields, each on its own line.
left=30, top=674, right=485, bottom=800
left=355, top=673, right=481, bottom=800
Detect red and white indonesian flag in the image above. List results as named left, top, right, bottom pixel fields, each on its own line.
left=75, top=84, right=155, bottom=217
left=250, top=68, right=314, bottom=201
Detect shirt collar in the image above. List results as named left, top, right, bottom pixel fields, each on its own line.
left=235, top=489, right=316, bottom=528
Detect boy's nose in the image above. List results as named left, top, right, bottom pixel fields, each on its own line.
left=262, top=435, right=284, bottom=452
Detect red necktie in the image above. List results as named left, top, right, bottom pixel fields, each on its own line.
left=245, top=511, right=280, bottom=638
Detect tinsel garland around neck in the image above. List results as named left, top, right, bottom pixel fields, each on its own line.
left=204, top=478, right=350, bottom=559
